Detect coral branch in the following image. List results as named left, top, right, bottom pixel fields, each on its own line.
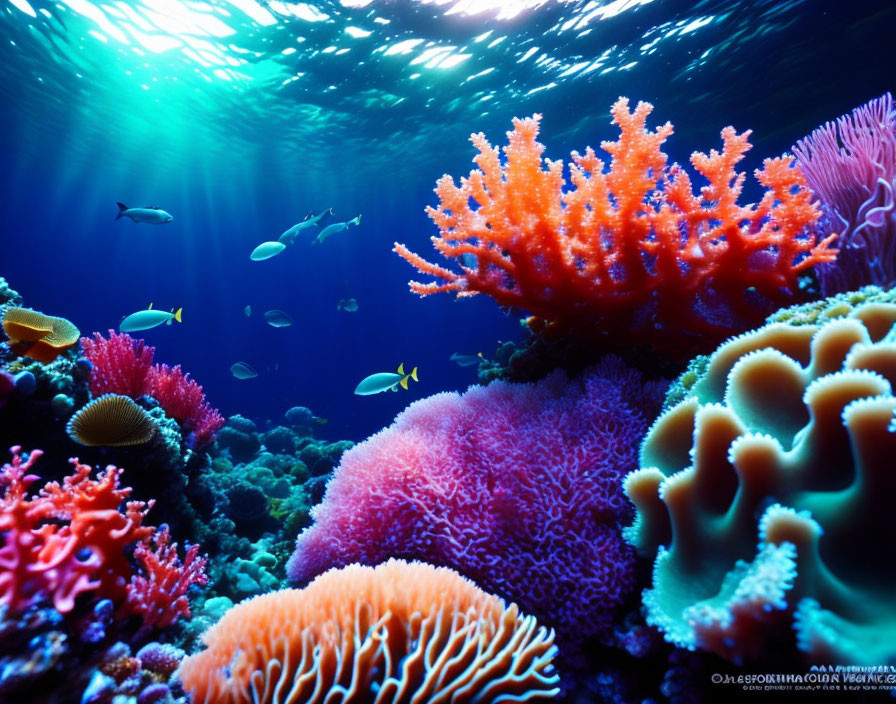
left=396, top=98, right=835, bottom=357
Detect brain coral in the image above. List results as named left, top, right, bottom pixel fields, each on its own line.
left=288, top=358, right=665, bottom=650
left=180, top=559, right=560, bottom=704
left=625, top=301, right=896, bottom=664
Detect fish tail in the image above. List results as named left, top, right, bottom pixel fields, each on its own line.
left=174, top=308, right=183, bottom=323
left=352, top=214, right=362, bottom=226
left=115, top=202, right=128, bottom=221
left=410, top=366, right=418, bottom=382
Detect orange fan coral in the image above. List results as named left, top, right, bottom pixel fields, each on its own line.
left=394, top=98, right=837, bottom=357
left=180, top=559, right=559, bottom=704
left=2, top=307, right=80, bottom=362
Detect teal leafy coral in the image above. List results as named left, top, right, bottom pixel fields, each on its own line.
left=625, top=301, right=896, bottom=664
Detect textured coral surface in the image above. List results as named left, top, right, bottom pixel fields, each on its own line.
left=181, top=559, right=559, bottom=704
left=794, top=92, right=896, bottom=295
left=625, top=301, right=896, bottom=663
left=288, top=360, right=664, bottom=649
left=396, top=97, right=835, bottom=357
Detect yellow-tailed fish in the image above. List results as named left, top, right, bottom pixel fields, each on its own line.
left=354, top=363, right=418, bottom=395
left=120, top=304, right=182, bottom=333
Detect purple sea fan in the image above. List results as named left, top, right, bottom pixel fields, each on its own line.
left=794, top=92, right=896, bottom=295
left=287, top=357, right=666, bottom=652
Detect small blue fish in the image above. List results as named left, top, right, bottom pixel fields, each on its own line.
left=264, top=310, right=293, bottom=328
left=230, top=362, right=257, bottom=379
left=314, top=214, right=362, bottom=245
left=354, top=363, right=418, bottom=395
left=120, top=303, right=182, bottom=333
left=250, top=241, right=286, bottom=261
left=115, top=202, right=173, bottom=224
left=278, top=208, right=333, bottom=245
left=451, top=352, right=484, bottom=367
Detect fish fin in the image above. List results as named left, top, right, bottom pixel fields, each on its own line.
left=148, top=302, right=153, bottom=309
left=351, top=214, right=362, bottom=226
left=400, top=376, right=409, bottom=390
left=174, top=308, right=183, bottom=323
left=166, top=319, right=172, bottom=326
left=115, top=202, right=128, bottom=220
left=390, top=386, right=398, bottom=392
left=397, top=363, right=405, bottom=375
left=477, top=352, right=483, bottom=358
left=410, top=367, right=418, bottom=382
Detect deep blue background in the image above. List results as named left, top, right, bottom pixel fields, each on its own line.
left=1, top=0, right=894, bottom=442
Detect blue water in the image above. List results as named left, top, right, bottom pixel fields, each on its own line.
left=1, top=0, right=893, bottom=442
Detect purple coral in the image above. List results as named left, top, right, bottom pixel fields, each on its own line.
left=288, top=358, right=665, bottom=650
left=794, top=92, right=896, bottom=295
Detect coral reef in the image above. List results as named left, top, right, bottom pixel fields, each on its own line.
left=80, top=330, right=154, bottom=398
left=126, top=527, right=208, bottom=633
left=0, top=446, right=206, bottom=620
left=80, top=331, right=224, bottom=449
left=395, top=97, right=835, bottom=359
left=198, top=412, right=354, bottom=605
left=81, top=641, right=189, bottom=704
left=625, top=301, right=896, bottom=664
left=0, top=447, right=206, bottom=702
left=180, top=559, right=560, bottom=704
left=146, top=363, right=224, bottom=450
left=664, top=284, right=896, bottom=410
left=794, top=92, right=896, bottom=295
left=289, top=358, right=665, bottom=652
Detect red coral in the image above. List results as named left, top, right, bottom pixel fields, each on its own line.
left=0, top=446, right=153, bottom=614
left=81, top=330, right=154, bottom=398
left=395, top=98, right=837, bottom=357
left=146, top=364, right=224, bottom=449
left=0, top=447, right=206, bottom=630
left=125, top=526, right=208, bottom=631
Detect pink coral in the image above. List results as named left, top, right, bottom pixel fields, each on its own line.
left=146, top=364, right=224, bottom=449
left=288, top=359, right=665, bottom=649
left=80, top=332, right=224, bottom=448
left=125, top=526, right=208, bottom=631
left=81, top=330, right=154, bottom=398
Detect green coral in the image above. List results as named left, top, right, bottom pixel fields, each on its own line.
left=662, top=353, right=711, bottom=411
left=626, top=301, right=896, bottom=664
left=768, top=285, right=896, bottom=326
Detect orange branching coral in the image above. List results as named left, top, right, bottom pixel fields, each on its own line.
left=180, top=559, right=559, bottom=704
left=394, top=98, right=837, bottom=356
